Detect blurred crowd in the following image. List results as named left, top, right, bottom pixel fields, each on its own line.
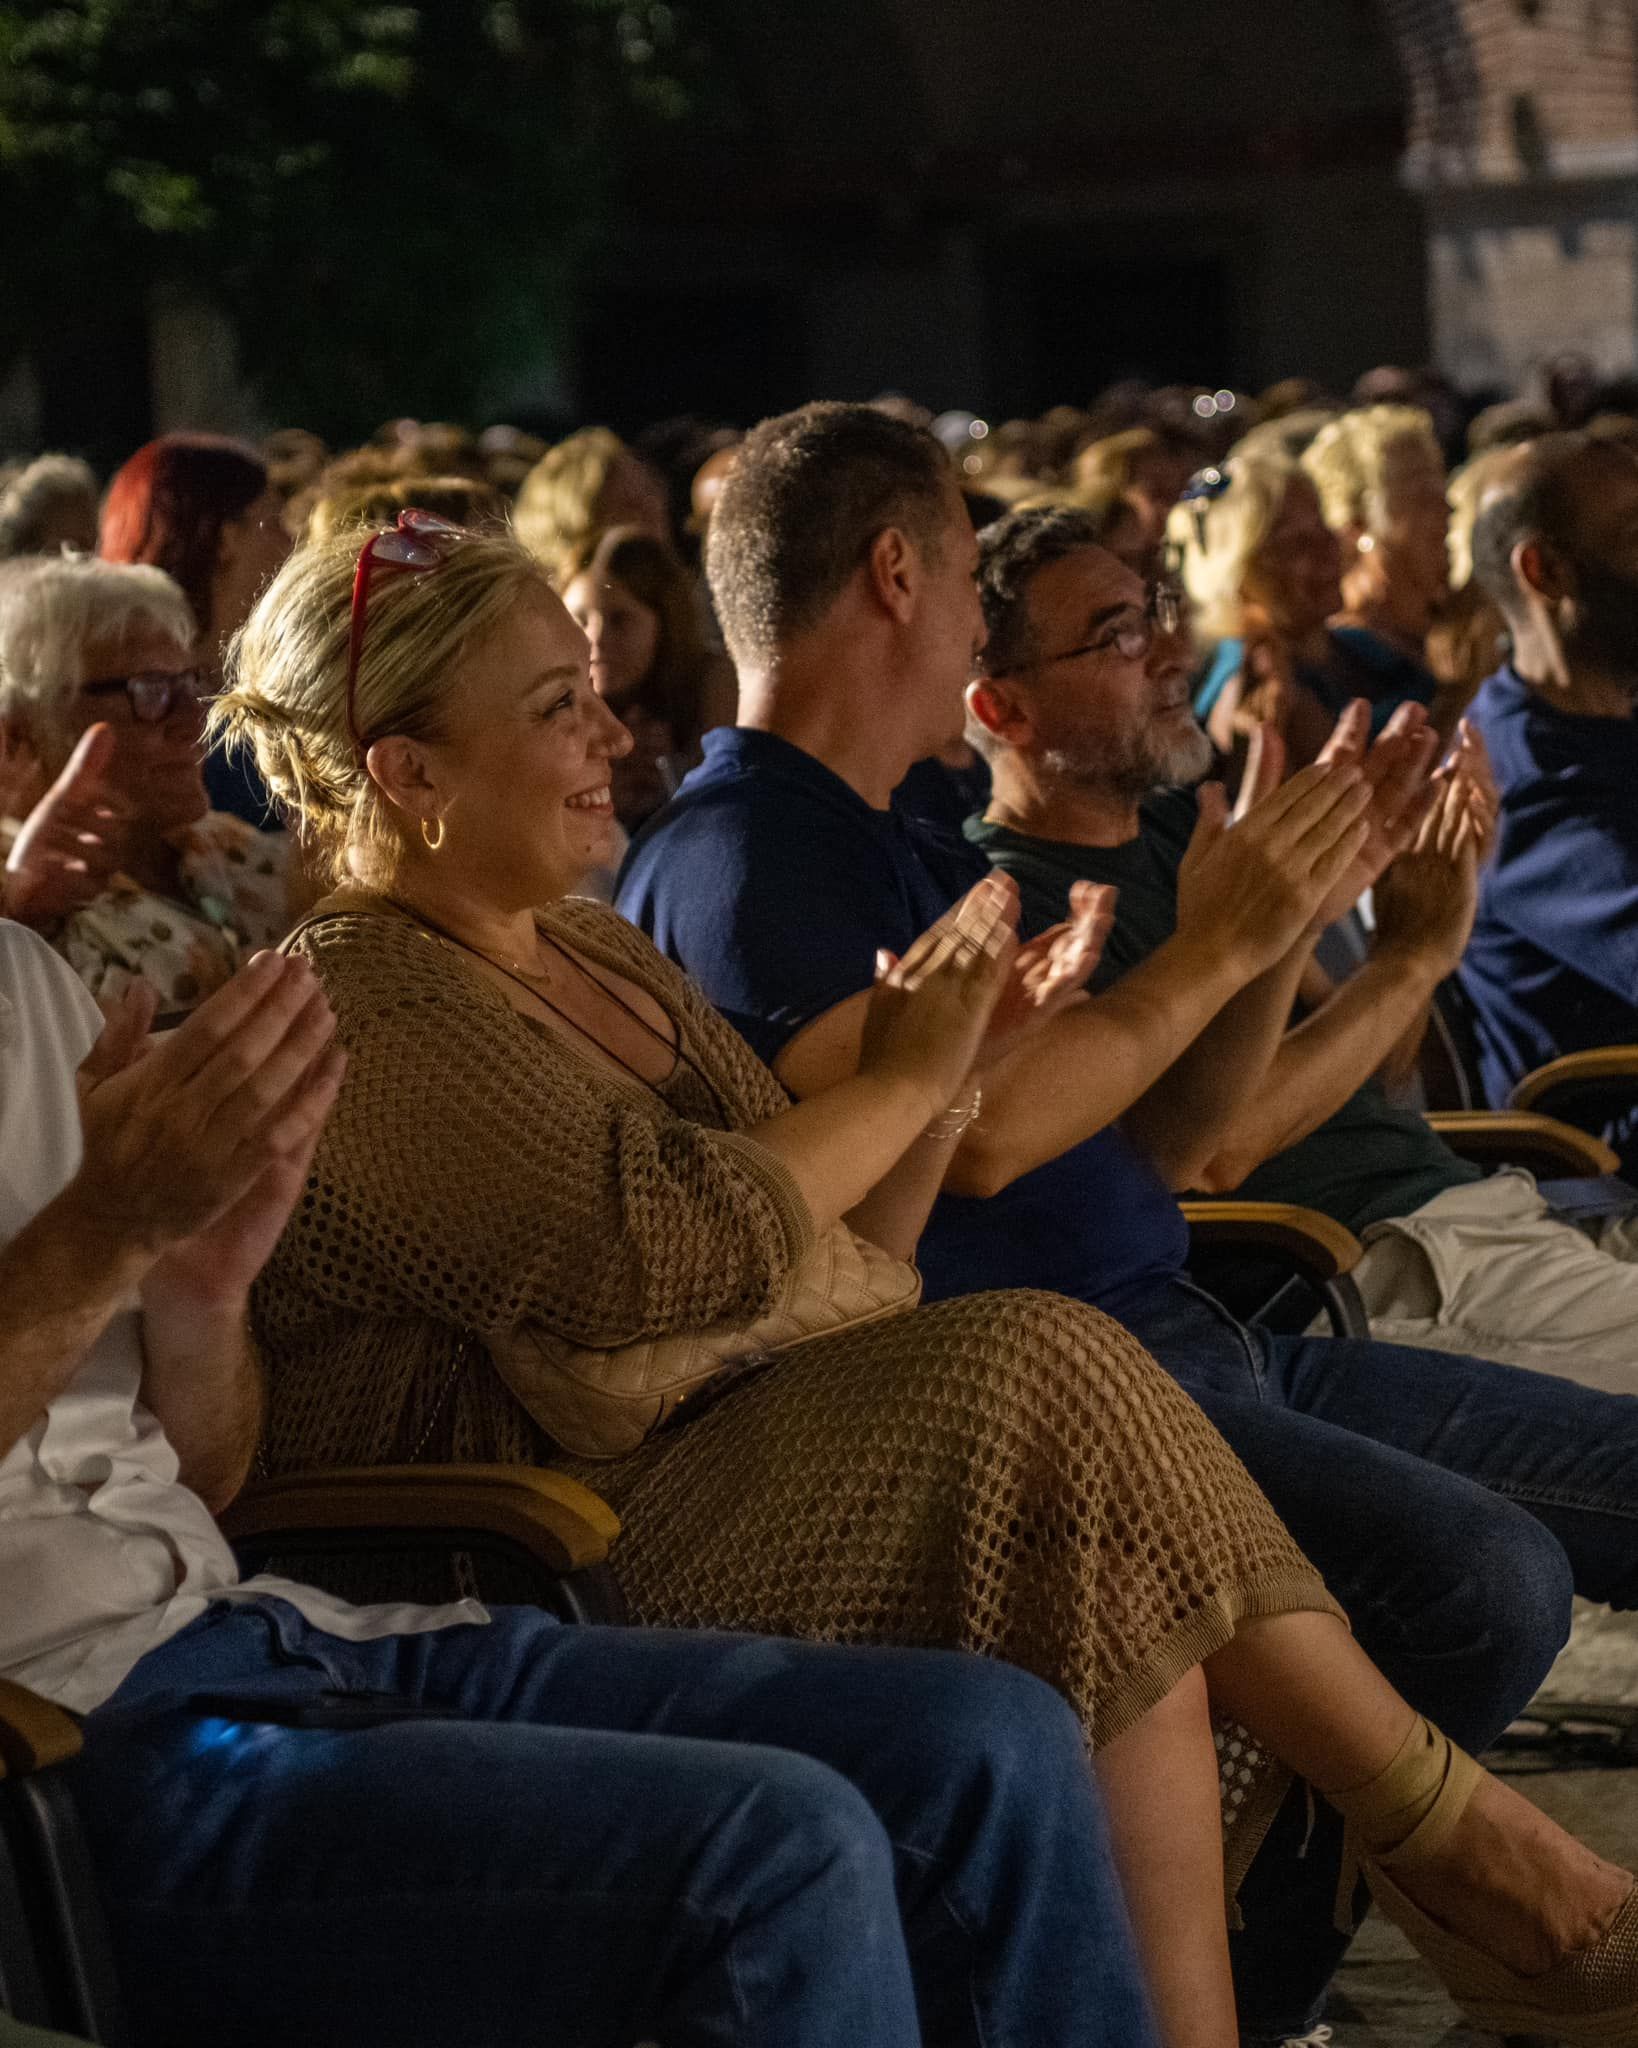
left=12, top=346, right=1638, bottom=2048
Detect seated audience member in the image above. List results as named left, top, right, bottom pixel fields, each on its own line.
left=1070, top=426, right=1198, bottom=575
left=512, top=426, right=671, bottom=586
left=0, top=556, right=289, bottom=1015
left=561, top=525, right=735, bottom=833
left=477, top=422, right=550, bottom=501
left=1231, top=405, right=1339, bottom=465
left=1461, top=432, right=1638, bottom=1172
left=966, top=504, right=1638, bottom=1395
left=688, top=438, right=741, bottom=548
left=1300, top=405, right=1447, bottom=723
left=206, top=510, right=1638, bottom=2048
left=1467, top=398, right=1556, bottom=456
left=302, top=473, right=507, bottom=546
left=1176, top=453, right=1349, bottom=772
left=618, top=401, right=1638, bottom=2044
left=99, top=433, right=291, bottom=825
left=1425, top=446, right=1511, bottom=725
left=0, top=925, right=1156, bottom=2048
left=260, top=426, right=331, bottom=505
left=0, top=453, right=99, bottom=560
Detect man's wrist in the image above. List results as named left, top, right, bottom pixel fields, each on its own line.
left=47, top=1178, right=164, bottom=1292
left=1167, top=925, right=1264, bottom=1001
left=139, top=1263, right=253, bottom=1325
left=1370, top=931, right=1457, bottom=983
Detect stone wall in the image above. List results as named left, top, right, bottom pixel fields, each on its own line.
left=1385, top=0, right=1638, bottom=383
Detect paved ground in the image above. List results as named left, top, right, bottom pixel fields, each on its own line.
left=1325, top=1604, right=1638, bottom=2045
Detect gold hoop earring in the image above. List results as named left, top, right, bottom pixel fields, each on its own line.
left=421, top=814, right=446, bottom=853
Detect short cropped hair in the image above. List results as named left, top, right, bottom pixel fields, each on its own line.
left=0, top=555, right=193, bottom=765
left=704, top=402, right=951, bottom=667
left=1469, top=431, right=1638, bottom=618
left=974, top=504, right=1103, bottom=678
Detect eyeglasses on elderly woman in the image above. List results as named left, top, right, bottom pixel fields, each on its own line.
left=79, top=666, right=209, bottom=723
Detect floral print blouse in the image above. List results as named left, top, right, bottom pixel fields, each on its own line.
left=55, top=812, right=292, bottom=1021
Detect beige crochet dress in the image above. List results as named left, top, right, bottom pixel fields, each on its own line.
left=256, top=897, right=1343, bottom=1888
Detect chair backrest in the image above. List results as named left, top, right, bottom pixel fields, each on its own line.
left=1418, top=976, right=1485, bottom=1111
left=0, top=1685, right=126, bottom=2048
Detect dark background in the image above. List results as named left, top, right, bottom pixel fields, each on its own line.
left=0, top=0, right=1427, bottom=459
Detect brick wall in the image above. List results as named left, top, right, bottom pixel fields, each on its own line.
left=1383, top=0, right=1638, bottom=382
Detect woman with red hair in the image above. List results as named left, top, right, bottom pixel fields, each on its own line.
left=99, top=433, right=290, bottom=822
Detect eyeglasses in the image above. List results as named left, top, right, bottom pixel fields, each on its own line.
left=995, top=579, right=1186, bottom=678
left=80, top=666, right=209, bottom=723
left=346, top=509, right=465, bottom=756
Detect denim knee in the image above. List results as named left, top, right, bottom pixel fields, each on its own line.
left=894, top=1653, right=1085, bottom=1784
left=732, top=1746, right=902, bottom=1900
left=1429, top=1495, right=1572, bottom=1747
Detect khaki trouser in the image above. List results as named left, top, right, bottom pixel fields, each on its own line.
left=1349, top=1169, right=1638, bottom=1397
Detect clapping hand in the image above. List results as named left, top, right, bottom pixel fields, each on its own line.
left=1431, top=719, right=1498, bottom=865
left=976, top=878, right=1117, bottom=1067
left=861, top=874, right=1019, bottom=1112
left=1177, top=756, right=1372, bottom=978
left=72, top=951, right=345, bottom=1306
left=3, top=725, right=128, bottom=926
left=1303, top=699, right=1442, bottom=930
left=1373, top=771, right=1485, bottom=976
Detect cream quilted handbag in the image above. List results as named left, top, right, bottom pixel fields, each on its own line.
left=489, top=1224, right=922, bottom=1460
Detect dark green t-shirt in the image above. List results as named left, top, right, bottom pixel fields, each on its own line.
left=966, top=792, right=1482, bottom=1234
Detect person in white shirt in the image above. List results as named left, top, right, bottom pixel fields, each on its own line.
left=0, top=919, right=1155, bottom=2048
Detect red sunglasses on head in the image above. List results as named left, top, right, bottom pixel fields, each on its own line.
left=345, top=508, right=465, bottom=757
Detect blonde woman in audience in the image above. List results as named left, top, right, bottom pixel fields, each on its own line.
left=512, top=425, right=670, bottom=584
left=1300, top=404, right=1447, bottom=726
left=0, top=556, right=289, bottom=1015
left=213, top=511, right=1638, bottom=2048
left=1425, top=446, right=1511, bottom=726
left=1171, top=452, right=1344, bottom=771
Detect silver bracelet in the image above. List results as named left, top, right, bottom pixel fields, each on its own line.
left=920, top=1085, right=982, bottom=1144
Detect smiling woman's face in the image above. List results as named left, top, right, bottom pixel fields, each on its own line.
left=409, top=581, right=634, bottom=908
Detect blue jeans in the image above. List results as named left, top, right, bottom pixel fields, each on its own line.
left=77, top=1598, right=1155, bottom=2048
left=1125, top=1276, right=1638, bottom=2039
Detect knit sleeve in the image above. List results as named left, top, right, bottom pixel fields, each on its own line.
left=290, top=914, right=816, bottom=1348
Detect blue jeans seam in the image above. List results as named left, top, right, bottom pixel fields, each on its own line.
left=889, top=1834, right=992, bottom=2048
left=1486, top=1480, right=1638, bottom=1522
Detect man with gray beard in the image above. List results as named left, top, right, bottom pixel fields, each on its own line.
left=968, top=500, right=1638, bottom=1399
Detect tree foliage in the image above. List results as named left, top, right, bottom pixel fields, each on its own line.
left=0, top=0, right=740, bottom=434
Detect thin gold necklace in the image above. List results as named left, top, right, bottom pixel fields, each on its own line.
left=385, top=895, right=726, bottom=1110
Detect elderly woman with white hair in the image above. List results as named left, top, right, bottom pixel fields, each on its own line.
left=0, top=554, right=290, bottom=1017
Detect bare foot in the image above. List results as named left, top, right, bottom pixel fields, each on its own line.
left=1394, top=1769, right=1631, bottom=1976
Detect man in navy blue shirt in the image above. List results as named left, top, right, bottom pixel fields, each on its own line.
left=1463, top=432, right=1638, bottom=1169
left=618, top=402, right=1638, bottom=2043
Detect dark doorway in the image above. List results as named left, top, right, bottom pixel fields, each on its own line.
left=576, top=283, right=802, bottom=433
left=1029, top=257, right=1235, bottom=406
